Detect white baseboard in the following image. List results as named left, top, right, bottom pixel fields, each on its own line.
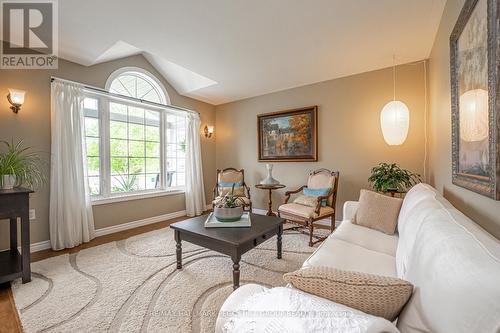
left=94, top=210, right=187, bottom=237
left=28, top=205, right=332, bottom=254
left=20, top=210, right=189, bottom=253
left=21, top=240, right=52, bottom=253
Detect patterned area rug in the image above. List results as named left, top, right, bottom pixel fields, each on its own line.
left=12, top=224, right=319, bottom=333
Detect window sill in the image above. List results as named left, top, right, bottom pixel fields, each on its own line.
left=91, top=189, right=185, bottom=206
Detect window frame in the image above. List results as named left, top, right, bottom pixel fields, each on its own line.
left=84, top=68, right=187, bottom=202
left=105, top=67, right=170, bottom=104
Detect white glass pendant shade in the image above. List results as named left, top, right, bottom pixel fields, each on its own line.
left=380, top=100, right=410, bottom=145
left=459, top=89, right=488, bottom=142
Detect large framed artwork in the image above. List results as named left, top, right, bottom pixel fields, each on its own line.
left=257, top=106, right=318, bottom=162
left=450, top=0, right=499, bottom=199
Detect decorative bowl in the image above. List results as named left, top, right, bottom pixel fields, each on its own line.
left=214, top=206, right=244, bottom=222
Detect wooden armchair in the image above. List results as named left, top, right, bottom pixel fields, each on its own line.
left=278, top=169, right=339, bottom=246
left=212, top=168, right=252, bottom=211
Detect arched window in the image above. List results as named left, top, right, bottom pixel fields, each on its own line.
left=83, top=67, right=185, bottom=200
left=106, top=67, right=169, bottom=104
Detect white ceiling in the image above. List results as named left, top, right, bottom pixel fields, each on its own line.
left=58, top=0, right=446, bottom=105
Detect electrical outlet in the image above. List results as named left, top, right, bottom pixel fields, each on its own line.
left=29, top=209, right=36, bottom=220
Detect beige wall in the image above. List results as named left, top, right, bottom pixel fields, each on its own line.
left=0, top=55, right=216, bottom=249
left=6, top=0, right=497, bottom=251
left=428, top=0, right=500, bottom=239
left=215, top=64, right=427, bottom=218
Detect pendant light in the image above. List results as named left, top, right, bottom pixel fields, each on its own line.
left=380, top=56, right=410, bottom=146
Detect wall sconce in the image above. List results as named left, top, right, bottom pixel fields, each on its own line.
left=7, top=89, right=25, bottom=114
left=204, top=125, right=214, bottom=138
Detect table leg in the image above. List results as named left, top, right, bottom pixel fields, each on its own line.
left=267, top=188, right=276, bottom=216
left=175, top=230, right=182, bottom=269
left=21, top=213, right=31, bottom=283
left=10, top=218, right=17, bottom=251
left=232, top=259, right=240, bottom=290
left=277, top=224, right=282, bottom=259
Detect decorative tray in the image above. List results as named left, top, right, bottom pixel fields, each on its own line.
left=204, top=212, right=251, bottom=228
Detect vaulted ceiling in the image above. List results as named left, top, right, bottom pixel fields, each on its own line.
left=59, top=0, right=446, bottom=105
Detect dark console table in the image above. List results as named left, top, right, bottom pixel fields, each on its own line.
left=0, top=188, right=33, bottom=284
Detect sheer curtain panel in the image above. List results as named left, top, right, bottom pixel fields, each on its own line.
left=185, top=112, right=206, bottom=216
left=50, top=81, right=95, bottom=250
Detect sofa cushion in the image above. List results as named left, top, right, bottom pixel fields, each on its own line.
left=395, top=184, right=440, bottom=278
left=395, top=184, right=500, bottom=333
left=333, top=220, right=399, bottom=257
left=302, top=236, right=397, bottom=277
left=284, top=266, right=413, bottom=321
left=354, top=189, right=403, bottom=235
left=279, top=203, right=334, bottom=219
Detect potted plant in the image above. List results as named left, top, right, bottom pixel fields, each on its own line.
left=0, top=139, right=45, bottom=190
left=368, top=163, right=421, bottom=193
left=214, top=184, right=245, bottom=222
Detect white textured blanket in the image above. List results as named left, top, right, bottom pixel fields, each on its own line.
left=222, top=287, right=399, bottom=333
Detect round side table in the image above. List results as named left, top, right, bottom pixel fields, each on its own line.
left=255, top=184, right=286, bottom=216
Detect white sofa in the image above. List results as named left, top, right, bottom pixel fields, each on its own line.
left=215, top=184, right=500, bottom=332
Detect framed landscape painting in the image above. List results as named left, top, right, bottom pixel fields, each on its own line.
left=257, top=106, right=318, bottom=162
left=450, top=0, right=499, bottom=199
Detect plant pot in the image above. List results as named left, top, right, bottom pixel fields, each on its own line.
left=214, top=206, right=244, bottom=222
left=1, top=175, right=16, bottom=190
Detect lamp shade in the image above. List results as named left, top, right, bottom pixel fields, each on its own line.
left=380, top=100, right=410, bottom=145
left=8, top=88, right=25, bottom=105
left=459, top=89, right=488, bottom=142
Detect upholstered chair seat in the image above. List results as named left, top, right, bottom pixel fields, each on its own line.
left=279, top=203, right=334, bottom=219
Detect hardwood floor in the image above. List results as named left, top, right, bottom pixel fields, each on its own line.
left=0, top=284, right=22, bottom=333
left=0, top=213, right=192, bottom=333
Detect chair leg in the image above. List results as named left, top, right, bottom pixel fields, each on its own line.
left=330, top=215, right=336, bottom=233
left=308, top=219, right=314, bottom=247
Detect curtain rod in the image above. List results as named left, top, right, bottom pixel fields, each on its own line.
left=50, top=76, right=199, bottom=115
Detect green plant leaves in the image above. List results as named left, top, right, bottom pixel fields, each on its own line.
left=367, top=162, right=421, bottom=193
left=0, top=139, right=46, bottom=190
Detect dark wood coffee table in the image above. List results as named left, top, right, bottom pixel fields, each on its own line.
left=170, top=213, right=284, bottom=290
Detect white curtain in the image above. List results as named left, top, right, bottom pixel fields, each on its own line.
left=185, top=112, right=206, bottom=216
left=49, top=81, right=95, bottom=250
